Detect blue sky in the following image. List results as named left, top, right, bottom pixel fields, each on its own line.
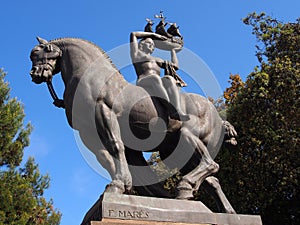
left=0, top=1, right=299, bottom=224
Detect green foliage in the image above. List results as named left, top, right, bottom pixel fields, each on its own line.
left=0, top=69, right=61, bottom=225
left=0, top=70, right=32, bottom=168
left=148, top=152, right=181, bottom=197
left=208, top=96, right=227, bottom=120
left=217, top=13, right=300, bottom=225
left=0, top=158, right=61, bottom=225
left=243, top=12, right=300, bottom=65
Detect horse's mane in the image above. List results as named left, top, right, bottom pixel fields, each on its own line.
left=50, top=37, right=119, bottom=71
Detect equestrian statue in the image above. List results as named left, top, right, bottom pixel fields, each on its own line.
left=29, top=14, right=237, bottom=214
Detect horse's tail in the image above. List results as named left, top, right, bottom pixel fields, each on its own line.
left=222, top=121, right=237, bottom=146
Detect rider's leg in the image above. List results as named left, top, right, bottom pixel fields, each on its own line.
left=162, top=75, right=190, bottom=121
left=137, top=75, right=170, bottom=102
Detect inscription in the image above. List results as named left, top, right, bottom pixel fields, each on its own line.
left=107, top=209, right=149, bottom=219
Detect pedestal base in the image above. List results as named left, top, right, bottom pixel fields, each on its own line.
left=91, top=218, right=206, bottom=225
left=81, top=193, right=262, bottom=225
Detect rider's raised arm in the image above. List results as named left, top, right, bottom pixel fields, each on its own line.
left=130, top=32, right=140, bottom=60
left=170, top=49, right=179, bottom=70
left=131, top=31, right=166, bottom=40
left=130, top=32, right=167, bottom=59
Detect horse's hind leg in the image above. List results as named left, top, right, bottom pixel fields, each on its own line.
left=202, top=176, right=236, bottom=213
left=95, top=101, right=132, bottom=194
left=176, top=127, right=219, bottom=199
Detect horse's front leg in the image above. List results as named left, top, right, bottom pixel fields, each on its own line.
left=176, top=127, right=219, bottom=199
left=95, top=100, right=132, bottom=194
left=79, top=129, right=116, bottom=180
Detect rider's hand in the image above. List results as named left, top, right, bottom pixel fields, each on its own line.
left=172, top=46, right=182, bottom=53
left=155, top=34, right=168, bottom=41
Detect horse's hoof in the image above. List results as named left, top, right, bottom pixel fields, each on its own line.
left=223, top=205, right=236, bottom=214
left=105, top=181, right=125, bottom=194
left=226, top=208, right=236, bottom=214
left=176, top=189, right=194, bottom=200
left=176, top=181, right=194, bottom=200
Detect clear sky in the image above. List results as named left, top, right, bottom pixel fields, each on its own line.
left=0, top=1, right=299, bottom=224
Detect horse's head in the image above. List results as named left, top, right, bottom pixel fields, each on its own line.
left=30, top=37, right=62, bottom=84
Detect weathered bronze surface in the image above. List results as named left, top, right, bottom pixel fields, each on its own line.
left=29, top=36, right=236, bottom=207
left=29, top=13, right=262, bottom=224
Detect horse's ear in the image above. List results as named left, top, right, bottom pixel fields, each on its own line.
left=36, top=36, right=48, bottom=44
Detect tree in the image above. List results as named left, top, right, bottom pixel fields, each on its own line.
left=0, top=69, right=61, bottom=225
left=207, top=96, right=228, bottom=120
left=147, top=152, right=182, bottom=197
left=223, top=74, right=245, bottom=105
left=216, top=13, right=300, bottom=225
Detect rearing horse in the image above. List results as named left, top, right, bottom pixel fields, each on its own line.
left=29, top=37, right=236, bottom=213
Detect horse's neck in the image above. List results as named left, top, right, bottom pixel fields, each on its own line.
left=52, top=39, right=112, bottom=81
left=52, top=38, right=125, bottom=100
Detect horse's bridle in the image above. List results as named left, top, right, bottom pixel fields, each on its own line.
left=43, top=43, right=65, bottom=108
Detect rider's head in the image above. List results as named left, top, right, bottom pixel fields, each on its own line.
left=139, top=38, right=155, bottom=54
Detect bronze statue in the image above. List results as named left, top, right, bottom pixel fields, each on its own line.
left=29, top=16, right=238, bottom=213
left=130, top=31, right=189, bottom=121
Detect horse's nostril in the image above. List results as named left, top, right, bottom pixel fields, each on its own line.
left=30, top=66, right=38, bottom=75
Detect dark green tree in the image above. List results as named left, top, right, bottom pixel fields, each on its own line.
left=148, top=152, right=182, bottom=197
left=0, top=69, right=61, bottom=225
left=217, top=13, right=300, bottom=225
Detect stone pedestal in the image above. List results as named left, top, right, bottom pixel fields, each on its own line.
left=91, top=218, right=206, bottom=224
left=81, top=193, right=262, bottom=225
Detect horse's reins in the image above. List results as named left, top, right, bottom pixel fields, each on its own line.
left=47, top=81, right=65, bottom=108
left=44, top=42, right=65, bottom=109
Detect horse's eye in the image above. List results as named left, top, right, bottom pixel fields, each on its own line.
left=45, top=44, right=53, bottom=52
